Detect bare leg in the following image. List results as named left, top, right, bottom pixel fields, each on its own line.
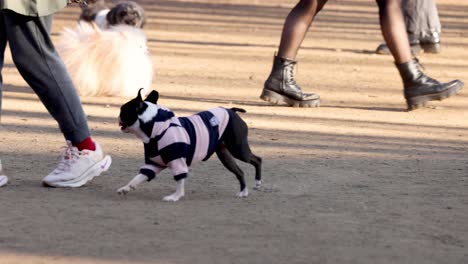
left=261, top=0, right=327, bottom=107
left=278, top=0, right=328, bottom=59
left=377, top=0, right=464, bottom=110
left=376, top=0, right=441, bottom=55
left=376, top=0, right=412, bottom=64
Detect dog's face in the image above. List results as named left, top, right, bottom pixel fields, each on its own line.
left=119, top=89, right=159, bottom=133
left=107, top=1, right=146, bottom=28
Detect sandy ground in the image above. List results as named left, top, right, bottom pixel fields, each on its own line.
left=1, top=0, right=468, bottom=263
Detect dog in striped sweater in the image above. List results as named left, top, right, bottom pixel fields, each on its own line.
left=117, top=89, right=262, bottom=201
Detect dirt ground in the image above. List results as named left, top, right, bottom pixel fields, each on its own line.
left=1, top=0, right=468, bottom=263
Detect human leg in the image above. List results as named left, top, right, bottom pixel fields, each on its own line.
left=400, top=0, right=441, bottom=53
left=0, top=12, right=7, bottom=121
left=404, top=0, right=441, bottom=40
left=260, top=0, right=328, bottom=107
left=3, top=11, right=91, bottom=144
left=376, top=0, right=441, bottom=54
left=277, top=0, right=328, bottom=60
left=377, top=0, right=413, bottom=63
left=410, top=0, right=441, bottom=53
left=2, top=10, right=111, bottom=186
left=376, top=0, right=463, bottom=110
left=0, top=15, right=8, bottom=188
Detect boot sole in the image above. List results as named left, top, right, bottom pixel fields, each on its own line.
left=421, top=43, right=441, bottom=54
left=260, top=89, right=320, bottom=108
left=406, top=81, right=464, bottom=111
left=43, top=155, right=112, bottom=188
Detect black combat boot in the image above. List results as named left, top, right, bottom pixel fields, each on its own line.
left=260, top=55, right=320, bottom=107
left=396, top=58, right=464, bottom=110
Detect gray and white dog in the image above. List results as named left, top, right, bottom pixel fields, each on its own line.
left=79, top=0, right=146, bottom=29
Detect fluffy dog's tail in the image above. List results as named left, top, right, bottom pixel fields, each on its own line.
left=230, top=107, right=246, bottom=113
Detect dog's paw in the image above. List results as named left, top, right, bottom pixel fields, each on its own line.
left=162, top=193, right=183, bottom=202
left=237, top=188, right=249, bottom=198
left=117, top=185, right=135, bottom=195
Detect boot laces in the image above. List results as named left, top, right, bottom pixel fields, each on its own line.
left=414, top=57, right=425, bottom=70
left=284, top=61, right=298, bottom=85
left=413, top=57, right=440, bottom=83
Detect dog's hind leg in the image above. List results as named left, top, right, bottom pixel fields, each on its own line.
left=224, top=138, right=263, bottom=190
left=249, top=154, right=262, bottom=189
left=229, top=145, right=262, bottom=190
left=216, top=144, right=248, bottom=198
left=223, top=110, right=263, bottom=190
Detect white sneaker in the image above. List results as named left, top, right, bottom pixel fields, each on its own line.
left=0, top=159, right=8, bottom=187
left=0, top=175, right=7, bottom=187
left=42, top=141, right=112, bottom=187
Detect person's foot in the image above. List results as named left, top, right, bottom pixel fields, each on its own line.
left=42, top=141, right=112, bottom=187
left=0, top=176, right=7, bottom=187
left=0, top=159, right=8, bottom=187
left=261, top=55, right=320, bottom=107
left=260, top=88, right=320, bottom=107
left=396, top=59, right=464, bottom=110
left=404, top=79, right=463, bottom=110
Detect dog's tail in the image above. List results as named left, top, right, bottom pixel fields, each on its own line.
left=230, top=107, right=246, bottom=113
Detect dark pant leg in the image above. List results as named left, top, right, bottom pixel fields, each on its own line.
left=0, top=13, right=7, bottom=121
left=1, top=10, right=90, bottom=144
left=403, top=0, right=441, bottom=37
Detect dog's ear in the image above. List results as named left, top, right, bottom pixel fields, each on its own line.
left=136, top=88, right=144, bottom=101
left=135, top=88, right=147, bottom=114
left=145, top=90, right=159, bottom=104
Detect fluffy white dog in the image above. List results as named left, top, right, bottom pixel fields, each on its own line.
left=57, top=22, right=153, bottom=97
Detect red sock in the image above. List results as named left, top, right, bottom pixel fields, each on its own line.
left=74, top=137, right=96, bottom=151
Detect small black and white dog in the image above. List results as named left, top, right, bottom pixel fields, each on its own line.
left=117, top=89, right=262, bottom=201
left=80, top=0, right=146, bottom=29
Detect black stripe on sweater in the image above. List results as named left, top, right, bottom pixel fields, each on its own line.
left=198, top=111, right=219, bottom=161
left=174, top=173, right=188, bottom=181
left=178, top=117, right=196, bottom=166
left=159, top=142, right=190, bottom=164
left=140, top=168, right=156, bottom=181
